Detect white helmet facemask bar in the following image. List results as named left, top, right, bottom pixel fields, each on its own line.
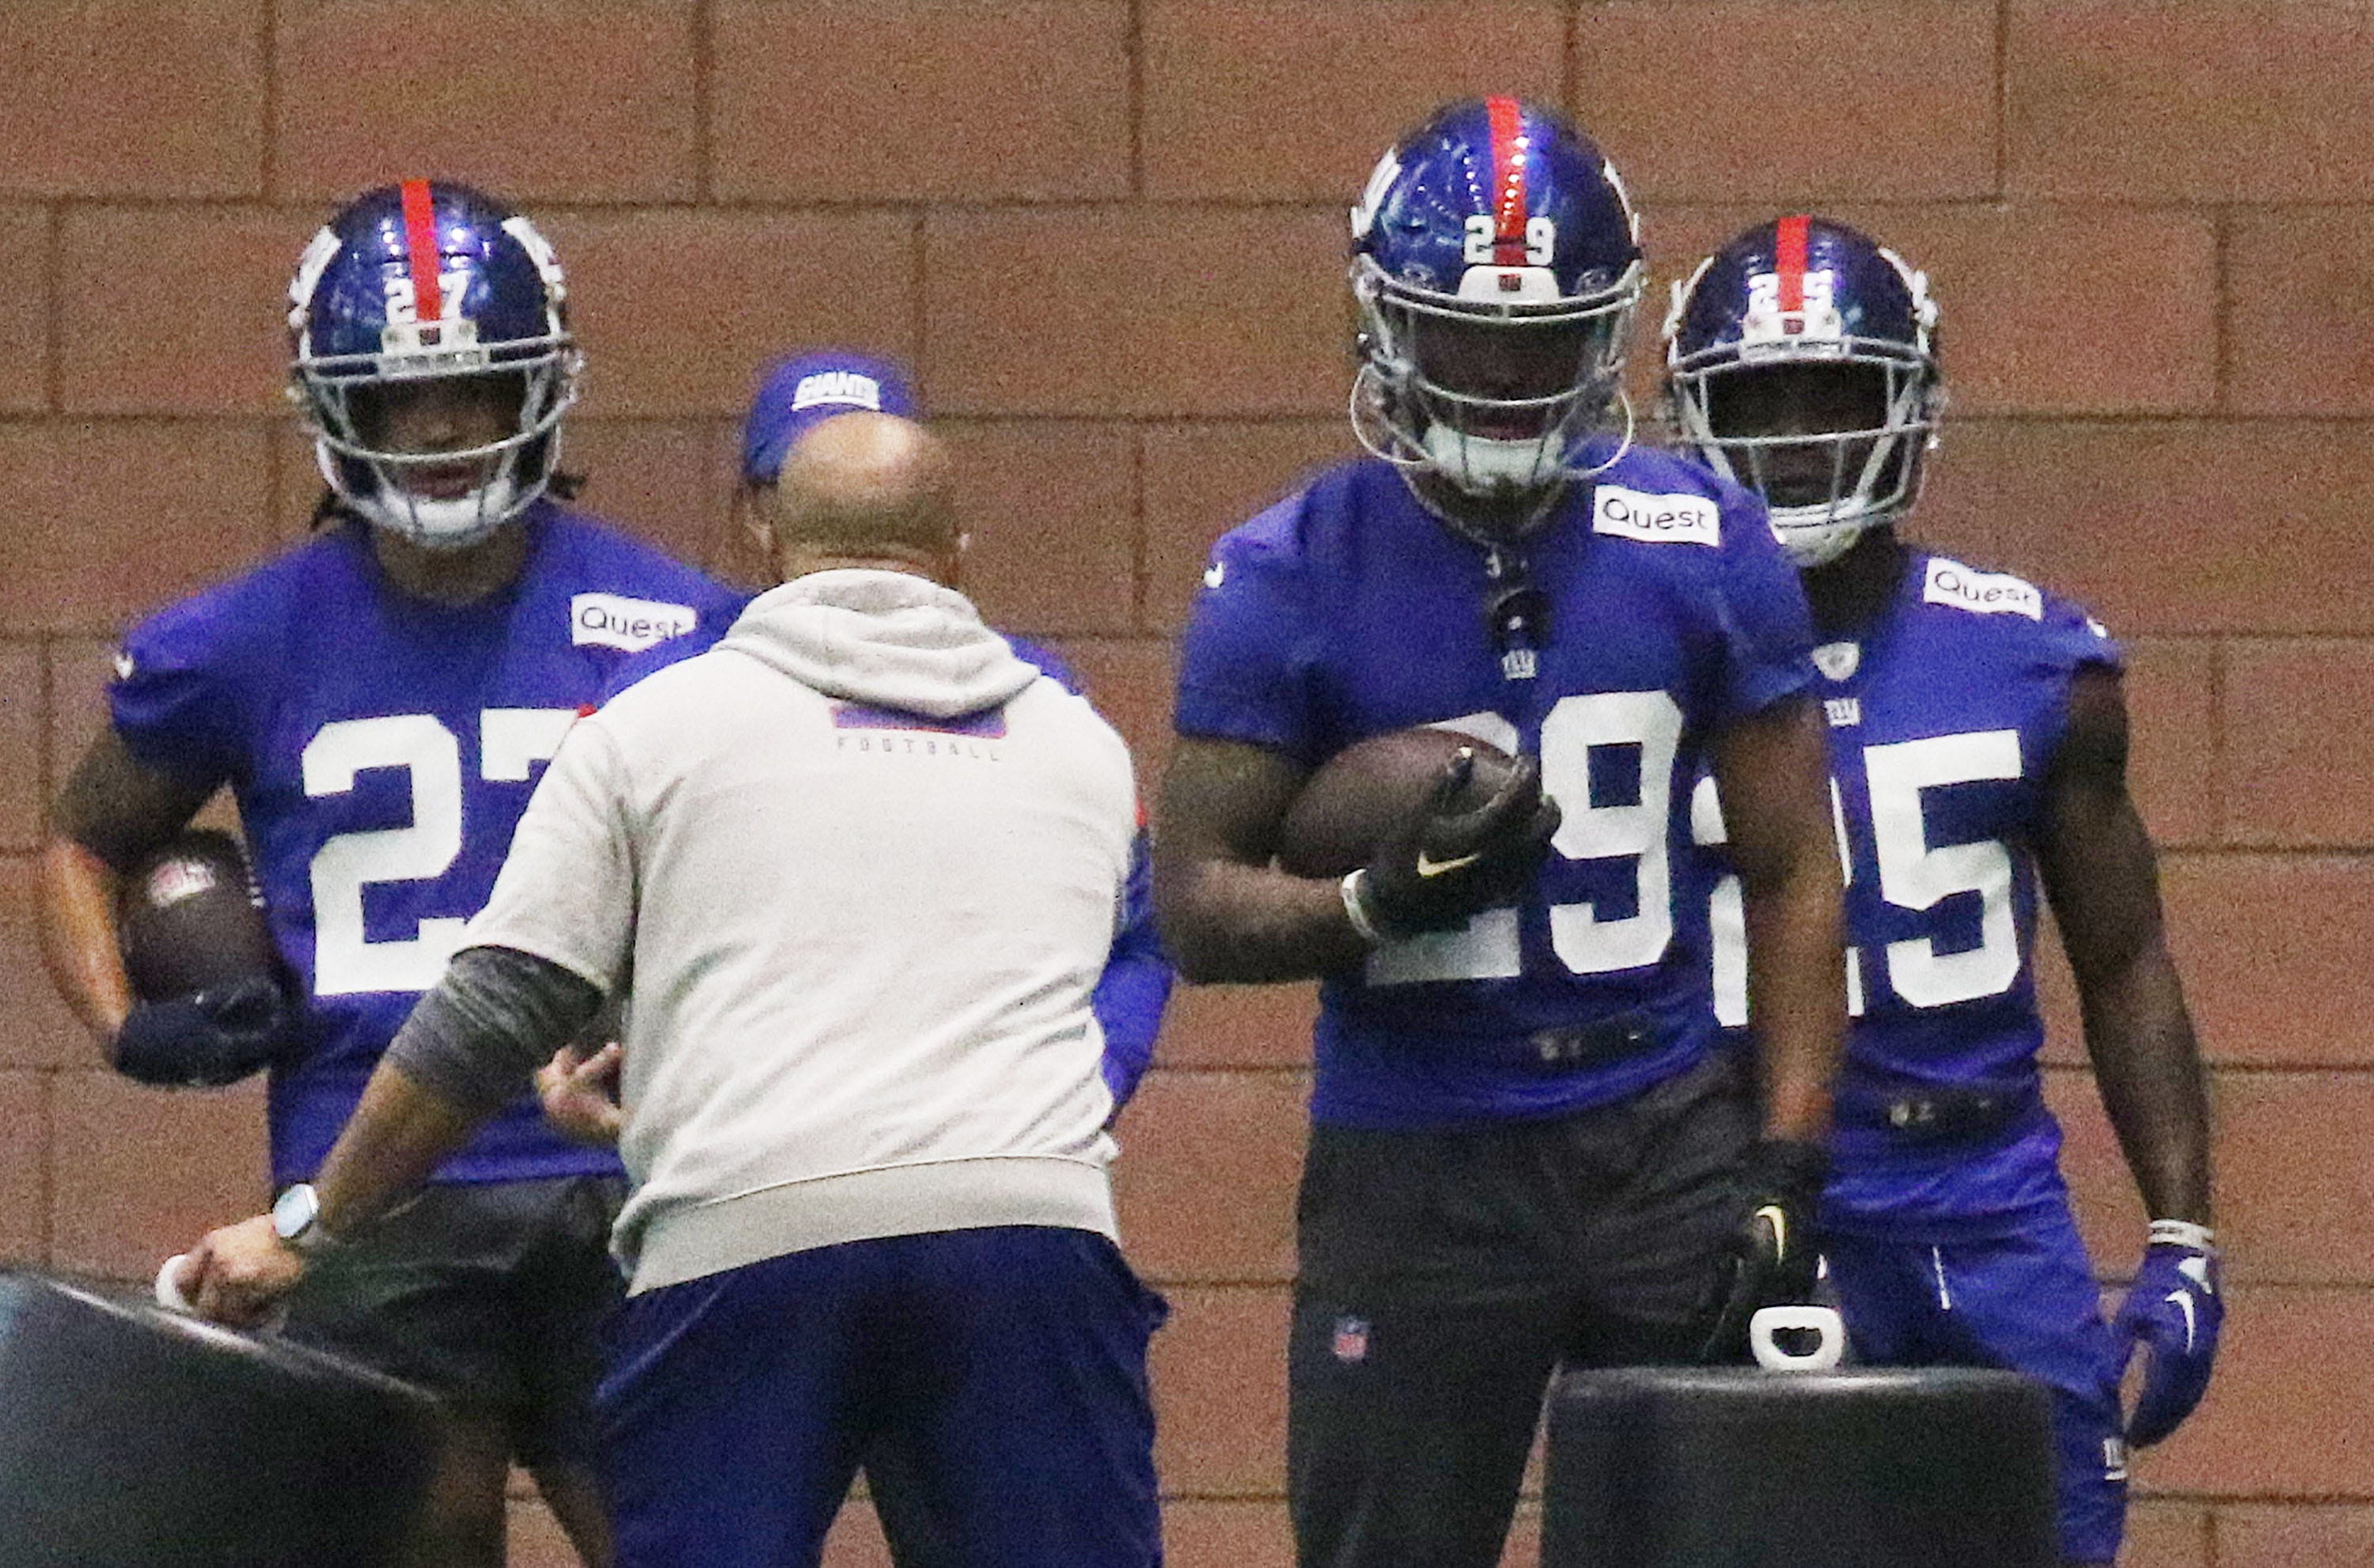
left=1352, top=253, right=1644, bottom=496
left=1667, top=335, right=1940, bottom=568
left=290, top=319, right=582, bottom=551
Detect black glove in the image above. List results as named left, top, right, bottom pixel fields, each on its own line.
left=1694, top=1137, right=1831, bottom=1364
left=1350, top=749, right=1562, bottom=937
left=112, top=976, right=298, bottom=1088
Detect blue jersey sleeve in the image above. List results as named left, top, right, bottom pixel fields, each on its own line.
left=109, top=592, right=276, bottom=792
left=1711, top=492, right=1818, bottom=722
left=1094, top=828, right=1170, bottom=1109
left=1009, top=634, right=1171, bottom=1106
left=2040, top=594, right=2125, bottom=680
left=1174, top=500, right=1326, bottom=761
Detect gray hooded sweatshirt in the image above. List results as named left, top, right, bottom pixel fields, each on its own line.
left=464, top=569, right=1135, bottom=1293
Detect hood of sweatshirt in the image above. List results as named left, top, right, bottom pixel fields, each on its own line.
left=715, top=568, right=1039, bottom=719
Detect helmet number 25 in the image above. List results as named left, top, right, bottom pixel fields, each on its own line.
left=1462, top=214, right=1557, bottom=267
left=301, top=710, right=580, bottom=996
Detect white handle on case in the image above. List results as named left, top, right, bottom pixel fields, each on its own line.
left=1749, top=1305, right=1845, bottom=1372
left=154, top=1254, right=196, bottom=1314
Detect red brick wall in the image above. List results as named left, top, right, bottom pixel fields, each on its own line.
left=0, top=5, right=2365, bottom=1564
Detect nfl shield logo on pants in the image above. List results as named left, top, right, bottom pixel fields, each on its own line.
left=1332, top=1316, right=1371, bottom=1363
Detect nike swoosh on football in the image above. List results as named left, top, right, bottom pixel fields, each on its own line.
left=1413, top=851, right=1482, bottom=878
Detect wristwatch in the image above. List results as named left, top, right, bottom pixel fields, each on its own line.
left=271, top=1182, right=338, bottom=1256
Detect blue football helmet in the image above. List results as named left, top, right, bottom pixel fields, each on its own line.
left=286, top=180, right=580, bottom=549
left=1663, top=216, right=1942, bottom=567
left=1350, top=97, right=1644, bottom=523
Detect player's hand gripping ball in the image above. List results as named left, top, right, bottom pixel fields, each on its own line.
left=2115, top=1221, right=2222, bottom=1446
left=1278, top=728, right=1561, bottom=938
left=113, top=830, right=297, bottom=1088
left=1695, top=1137, right=1832, bottom=1364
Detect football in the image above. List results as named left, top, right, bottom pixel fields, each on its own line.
left=117, top=830, right=281, bottom=1004
left=1275, top=727, right=1522, bottom=879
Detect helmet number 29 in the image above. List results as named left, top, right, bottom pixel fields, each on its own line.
left=1462, top=214, right=1558, bottom=267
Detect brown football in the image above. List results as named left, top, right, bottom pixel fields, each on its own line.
left=117, top=829, right=280, bottom=1003
left=1275, top=727, right=1521, bottom=879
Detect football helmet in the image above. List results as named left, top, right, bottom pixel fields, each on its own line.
left=1350, top=97, right=1644, bottom=525
left=287, top=180, right=580, bottom=550
left=1663, top=216, right=1942, bottom=567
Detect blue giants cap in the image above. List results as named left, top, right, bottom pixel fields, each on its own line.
left=741, top=350, right=920, bottom=482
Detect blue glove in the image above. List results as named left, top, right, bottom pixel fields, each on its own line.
left=112, top=977, right=297, bottom=1088
left=2114, top=1220, right=2222, bottom=1447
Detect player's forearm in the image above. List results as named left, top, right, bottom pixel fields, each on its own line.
left=35, top=836, right=134, bottom=1047
left=1739, top=848, right=1845, bottom=1143
left=313, top=1062, right=489, bottom=1238
left=2080, top=941, right=2213, bottom=1225
left=383, top=945, right=605, bottom=1114
left=1155, top=858, right=1372, bottom=983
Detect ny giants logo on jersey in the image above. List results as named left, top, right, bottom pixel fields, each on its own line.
left=571, top=593, right=699, bottom=653
left=1921, top=558, right=2043, bottom=622
left=1591, top=485, right=1721, bottom=547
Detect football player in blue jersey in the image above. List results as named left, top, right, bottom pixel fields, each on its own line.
left=1664, top=215, right=2219, bottom=1566
left=37, top=180, right=742, bottom=1568
left=1154, top=99, right=1847, bottom=1568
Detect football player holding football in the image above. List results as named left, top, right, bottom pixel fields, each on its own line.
left=1153, top=99, right=1846, bottom=1568
left=1665, top=215, right=2218, bottom=1567
left=38, top=180, right=741, bottom=1568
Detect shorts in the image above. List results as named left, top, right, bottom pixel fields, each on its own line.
left=1826, top=1208, right=2128, bottom=1565
left=279, top=1173, right=627, bottom=1469
left=596, top=1225, right=1166, bottom=1568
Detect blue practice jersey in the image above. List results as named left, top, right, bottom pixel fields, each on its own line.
left=602, top=601, right=1174, bottom=1111
left=1176, top=450, right=1817, bottom=1130
left=110, top=506, right=742, bottom=1186
left=1699, top=551, right=2122, bottom=1234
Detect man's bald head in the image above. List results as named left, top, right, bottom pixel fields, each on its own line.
left=759, top=412, right=961, bottom=584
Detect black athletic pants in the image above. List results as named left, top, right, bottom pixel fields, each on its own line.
left=1287, top=1051, right=1757, bottom=1568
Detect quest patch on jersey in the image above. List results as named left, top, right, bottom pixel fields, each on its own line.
left=1921, top=558, right=2042, bottom=621
left=1591, top=486, right=1721, bottom=547
left=571, top=593, right=700, bottom=653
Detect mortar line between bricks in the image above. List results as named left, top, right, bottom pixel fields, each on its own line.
left=692, top=0, right=715, bottom=203
left=2209, top=634, right=2228, bottom=845
left=1993, top=0, right=2010, bottom=198
left=36, top=638, right=55, bottom=841
left=1561, top=2, right=1579, bottom=119
left=2204, top=1505, right=2219, bottom=1568
left=910, top=210, right=927, bottom=373
left=1130, top=424, right=1149, bottom=631
left=258, top=0, right=279, bottom=199
left=1126, top=0, right=1144, bottom=199
left=40, top=203, right=60, bottom=414
left=2212, top=206, right=2233, bottom=415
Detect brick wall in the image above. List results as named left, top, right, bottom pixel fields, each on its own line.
left=0, top=4, right=2365, bottom=1563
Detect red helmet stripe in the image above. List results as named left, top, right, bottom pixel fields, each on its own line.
left=399, top=178, right=445, bottom=324
left=1485, top=95, right=1528, bottom=265
left=1776, top=214, right=1811, bottom=315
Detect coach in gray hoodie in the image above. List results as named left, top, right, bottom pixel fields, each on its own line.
left=176, top=415, right=1166, bottom=1568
